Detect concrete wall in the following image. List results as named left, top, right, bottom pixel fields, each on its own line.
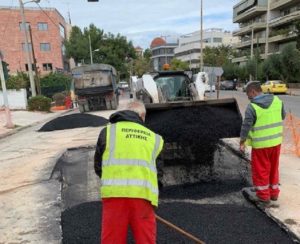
left=0, top=89, right=27, bottom=109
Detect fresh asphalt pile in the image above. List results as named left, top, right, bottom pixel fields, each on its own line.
left=62, top=201, right=295, bottom=244
left=145, top=105, right=242, bottom=166
left=38, top=114, right=108, bottom=132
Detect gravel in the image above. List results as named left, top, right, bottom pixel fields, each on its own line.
left=38, top=114, right=108, bottom=132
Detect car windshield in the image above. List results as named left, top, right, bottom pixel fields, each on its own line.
left=154, top=75, right=188, bottom=100
left=272, top=80, right=284, bottom=84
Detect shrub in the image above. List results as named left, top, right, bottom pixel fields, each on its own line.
left=5, top=72, right=29, bottom=90
left=28, top=95, right=51, bottom=112
left=52, top=92, right=66, bottom=106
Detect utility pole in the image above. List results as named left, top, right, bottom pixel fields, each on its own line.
left=89, top=33, right=93, bottom=64
left=250, top=27, right=254, bottom=81
left=265, top=0, right=271, bottom=58
left=19, top=0, right=36, bottom=97
left=0, top=52, right=14, bottom=128
left=200, top=0, right=204, bottom=72
left=28, top=25, right=41, bottom=95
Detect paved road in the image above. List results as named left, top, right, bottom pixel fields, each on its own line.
left=206, top=90, right=300, bottom=118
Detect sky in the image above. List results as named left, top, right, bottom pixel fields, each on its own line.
left=1, top=0, right=241, bottom=49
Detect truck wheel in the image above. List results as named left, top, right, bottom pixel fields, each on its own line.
left=110, top=97, right=117, bottom=110
left=105, top=99, right=112, bottom=110
left=79, top=104, right=85, bottom=113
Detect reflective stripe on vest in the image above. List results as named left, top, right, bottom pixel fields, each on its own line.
left=101, top=122, right=163, bottom=206
left=247, top=96, right=283, bottom=149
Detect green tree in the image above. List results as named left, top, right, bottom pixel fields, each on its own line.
left=170, top=58, right=189, bottom=71
left=222, top=62, right=239, bottom=80
left=280, top=43, right=300, bottom=83
left=3, top=72, right=29, bottom=90
left=132, top=57, right=151, bottom=77
left=64, top=26, right=88, bottom=64
left=262, top=54, right=282, bottom=80
left=203, top=45, right=235, bottom=67
left=64, top=24, right=136, bottom=80
left=143, top=48, right=152, bottom=60
left=294, top=20, right=300, bottom=50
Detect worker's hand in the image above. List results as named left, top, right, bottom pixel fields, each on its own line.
left=240, top=141, right=246, bottom=153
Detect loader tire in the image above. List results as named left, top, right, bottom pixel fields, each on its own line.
left=78, top=104, right=85, bottom=113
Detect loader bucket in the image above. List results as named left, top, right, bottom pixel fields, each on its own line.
left=145, top=98, right=242, bottom=186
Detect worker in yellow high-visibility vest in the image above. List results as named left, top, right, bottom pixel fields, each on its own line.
left=240, top=81, right=285, bottom=205
left=94, top=101, right=164, bottom=244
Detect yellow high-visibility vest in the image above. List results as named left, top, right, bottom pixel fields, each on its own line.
left=247, top=96, right=283, bottom=149
left=101, top=121, right=164, bottom=206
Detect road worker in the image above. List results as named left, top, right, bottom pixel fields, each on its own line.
left=240, top=81, right=285, bottom=204
left=94, top=101, right=164, bottom=243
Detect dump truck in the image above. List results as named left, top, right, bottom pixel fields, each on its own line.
left=132, top=70, right=243, bottom=186
left=72, top=64, right=118, bottom=113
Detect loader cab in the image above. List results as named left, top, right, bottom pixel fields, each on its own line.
left=153, top=71, right=192, bottom=101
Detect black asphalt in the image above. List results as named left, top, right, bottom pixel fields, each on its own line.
left=145, top=105, right=242, bottom=167
left=62, top=201, right=295, bottom=244
left=38, top=113, right=108, bottom=131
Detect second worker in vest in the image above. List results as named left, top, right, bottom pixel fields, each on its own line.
left=240, top=81, right=285, bottom=205
left=94, top=101, right=164, bottom=244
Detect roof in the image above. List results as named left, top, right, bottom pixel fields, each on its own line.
left=150, top=37, right=166, bottom=48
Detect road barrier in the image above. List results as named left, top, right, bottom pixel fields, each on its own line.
left=282, top=113, right=300, bottom=157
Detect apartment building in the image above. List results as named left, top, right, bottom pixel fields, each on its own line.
left=174, top=28, right=239, bottom=69
left=0, top=6, right=69, bottom=75
left=232, top=0, right=300, bottom=65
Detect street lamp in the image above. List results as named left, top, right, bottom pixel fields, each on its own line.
left=200, top=0, right=204, bottom=72
left=19, top=0, right=40, bottom=97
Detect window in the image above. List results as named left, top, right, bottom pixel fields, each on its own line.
left=213, top=38, right=222, bottom=43
left=19, top=22, right=30, bottom=31
left=25, top=63, right=35, bottom=71
left=59, top=24, right=65, bottom=38
left=37, top=22, right=48, bottom=31
left=40, top=43, right=51, bottom=51
left=43, top=63, right=53, bottom=71
left=22, top=43, right=32, bottom=52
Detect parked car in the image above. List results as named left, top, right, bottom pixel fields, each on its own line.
left=261, top=80, right=287, bottom=94
left=220, top=80, right=237, bottom=90
left=118, top=81, right=129, bottom=90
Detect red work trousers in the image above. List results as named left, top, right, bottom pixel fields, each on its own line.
left=101, top=198, right=156, bottom=244
left=251, top=144, right=281, bottom=201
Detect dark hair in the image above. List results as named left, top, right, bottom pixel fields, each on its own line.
left=246, top=81, right=262, bottom=93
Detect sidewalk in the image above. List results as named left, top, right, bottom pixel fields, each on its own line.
left=288, top=88, right=300, bottom=96
left=0, top=109, right=70, bottom=139
left=223, top=138, right=300, bottom=241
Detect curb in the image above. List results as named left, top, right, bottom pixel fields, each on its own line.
left=0, top=109, right=74, bottom=140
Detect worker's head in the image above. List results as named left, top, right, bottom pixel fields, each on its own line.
left=245, top=81, right=262, bottom=100
left=126, top=101, right=146, bottom=122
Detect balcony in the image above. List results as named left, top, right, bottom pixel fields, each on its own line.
left=233, top=22, right=266, bottom=36
left=271, top=0, right=299, bottom=10
left=268, top=32, right=297, bottom=43
left=234, top=37, right=266, bottom=49
left=233, top=5, right=267, bottom=23
left=270, top=10, right=300, bottom=27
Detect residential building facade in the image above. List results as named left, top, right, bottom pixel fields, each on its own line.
left=0, top=6, right=69, bottom=75
left=150, top=37, right=178, bottom=71
left=232, top=0, right=300, bottom=65
left=174, top=28, right=239, bottom=69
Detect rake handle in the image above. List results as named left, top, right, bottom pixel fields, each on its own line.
left=155, top=214, right=206, bottom=244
